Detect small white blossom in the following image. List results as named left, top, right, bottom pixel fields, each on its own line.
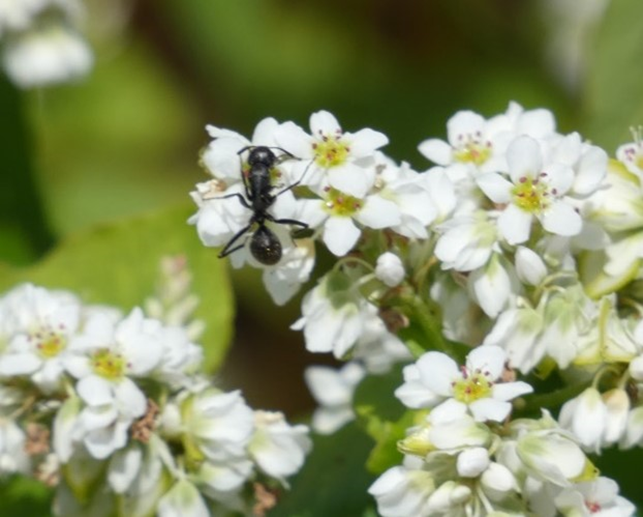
left=248, top=411, right=311, bottom=483
left=555, top=477, right=635, bottom=517
left=305, top=362, right=365, bottom=434
left=395, top=346, right=532, bottom=424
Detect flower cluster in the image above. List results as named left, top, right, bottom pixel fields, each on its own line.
left=369, top=347, right=634, bottom=517
left=0, top=278, right=310, bottom=516
left=0, top=0, right=92, bottom=88
left=191, top=105, right=643, bottom=514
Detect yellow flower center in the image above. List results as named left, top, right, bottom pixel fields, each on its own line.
left=452, top=135, right=492, bottom=166
left=452, top=368, right=493, bottom=404
left=323, top=187, right=363, bottom=217
left=313, top=132, right=350, bottom=168
left=511, top=174, right=552, bottom=214
left=34, top=330, right=67, bottom=359
left=91, top=349, right=126, bottom=381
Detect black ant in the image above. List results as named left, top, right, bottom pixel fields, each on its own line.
left=215, top=146, right=309, bottom=265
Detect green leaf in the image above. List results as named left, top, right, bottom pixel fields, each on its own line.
left=0, top=476, right=53, bottom=517
left=0, top=203, right=234, bottom=373
left=269, top=423, right=377, bottom=517
left=584, top=0, right=643, bottom=150
left=353, top=367, right=419, bottom=475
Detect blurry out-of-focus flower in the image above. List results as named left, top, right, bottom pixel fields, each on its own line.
left=0, top=0, right=93, bottom=88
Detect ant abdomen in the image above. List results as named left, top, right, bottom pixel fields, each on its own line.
left=250, top=225, right=282, bottom=265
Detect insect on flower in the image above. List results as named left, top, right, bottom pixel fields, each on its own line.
left=215, top=146, right=309, bottom=265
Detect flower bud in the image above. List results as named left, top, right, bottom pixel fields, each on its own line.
left=515, top=246, right=547, bottom=286
left=456, top=447, right=490, bottom=478
left=376, top=252, right=405, bottom=287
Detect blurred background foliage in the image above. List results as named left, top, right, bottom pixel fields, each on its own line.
left=1, top=0, right=643, bottom=513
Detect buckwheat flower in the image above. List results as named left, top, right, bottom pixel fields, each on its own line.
left=616, top=128, right=643, bottom=177
left=275, top=110, right=388, bottom=198
left=435, top=211, right=499, bottom=272
left=152, top=325, right=203, bottom=388
left=375, top=159, right=455, bottom=239
left=193, top=456, right=252, bottom=505
left=305, top=362, right=365, bottom=434
left=468, top=252, right=514, bottom=318
left=558, top=388, right=607, bottom=453
left=291, top=270, right=376, bottom=358
left=247, top=411, right=311, bottom=483
left=177, top=388, right=254, bottom=463
left=0, top=0, right=49, bottom=35
left=555, top=477, right=635, bottom=517
left=395, top=346, right=532, bottom=424
left=3, top=21, right=93, bottom=88
left=0, top=416, right=29, bottom=474
left=294, top=184, right=401, bottom=256
left=419, top=110, right=507, bottom=173
left=351, top=308, right=412, bottom=374
left=368, top=456, right=435, bottom=517
left=477, top=135, right=581, bottom=245
left=516, top=424, right=592, bottom=487
left=260, top=237, right=316, bottom=306
left=0, top=283, right=81, bottom=393
left=547, top=132, right=608, bottom=197
left=158, top=478, right=209, bottom=517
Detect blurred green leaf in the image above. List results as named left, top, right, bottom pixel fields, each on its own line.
left=269, top=423, right=376, bottom=517
left=0, top=78, right=53, bottom=264
left=0, top=203, right=234, bottom=373
left=0, top=475, right=53, bottom=517
left=584, top=0, right=643, bottom=150
left=354, top=367, right=413, bottom=475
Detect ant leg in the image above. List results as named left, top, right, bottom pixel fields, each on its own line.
left=274, top=158, right=314, bottom=197
left=205, top=191, right=252, bottom=210
left=218, top=223, right=253, bottom=258
left=272, top=217, right=309, bottom=229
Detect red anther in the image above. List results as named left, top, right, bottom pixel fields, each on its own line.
left=520, top=177, right=527, bottom=183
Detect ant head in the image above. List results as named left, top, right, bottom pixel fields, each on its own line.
left=250, top=225, right=282, bottom=265
left=247, top=146, right=278, bottom=169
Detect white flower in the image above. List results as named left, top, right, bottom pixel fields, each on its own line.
left=248, top=411, right=311, bottom=483
left=3, top=17, right=92, bottom=88
left=275, top=110, right=388, bottom=197
left=305, top=362, right=365, bottom=434
left=376, top=159, right=455, bottom=239
left=260, top=237, right=315, bottom=306
left=376, top=252, right=406, bottom=287
left=395, top=346, right=532, bottom=424
left=555, top=477, right=635, bottom=517
left=435, top=211, right=499, bottom=272
left=368, top=457, right=435, bottom=517
left=616, top=129, right=643, bottom=177
left=292, top=271, right=376, bottom=358
left=158, top=479, right=209, bottom=517
left=559, top=388, right=607, bottom=453
left=178, top=388, right=254, bottom=462
left=0, top=416, right=29, bottom=474
left=294, top=185, right=401, bottom=257
left=477, top=135, right=581, bottom=245
left=0, top=283, right=81, bottom=392
left=516, top=426, right=590, bottom=487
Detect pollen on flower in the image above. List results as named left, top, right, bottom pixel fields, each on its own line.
left=586, top=501, right=601, bottom=513
left=452, top=132, right=492, bottom=166
left=33, top=329, right=67, bottom=359
left=91, top=349, right=126, bottom=380
left=452, top=369, right=493, bottom=404
left=511, top=173, right=552, bottom=214
left=323, top=188, right=363, bottom=217
left=313, top=133, right=350, bottom=168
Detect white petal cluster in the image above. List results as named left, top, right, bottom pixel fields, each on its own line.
left=0, top=0, right=92, bottom=88
left=0, top=282, right=311, bottom=516
left=369, top=408, right=634, bottom=517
